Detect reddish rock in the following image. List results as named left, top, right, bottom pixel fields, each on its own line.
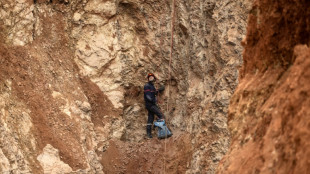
left=217, top=0, right=310, bottom=173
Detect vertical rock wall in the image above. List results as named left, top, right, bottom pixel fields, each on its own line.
left=0, top=0, right=251, bottom=173
left=71, top=0, right=251, bottom=172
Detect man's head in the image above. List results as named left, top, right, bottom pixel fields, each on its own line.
left=147, top=73, right=156, bottom=82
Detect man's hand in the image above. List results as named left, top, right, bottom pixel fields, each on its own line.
left=158, top=85, right=165, bottom=92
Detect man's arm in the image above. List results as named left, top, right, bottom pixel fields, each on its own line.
left=144, top=85, right=155, bottom=103
left=146, top=93, right=153, bottom=102
left=155, top=85, right=165, bottom=96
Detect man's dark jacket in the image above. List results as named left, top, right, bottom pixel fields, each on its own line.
left=144, top=82, right=157, bottom=107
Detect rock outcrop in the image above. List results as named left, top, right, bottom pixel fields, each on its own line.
left=217, top=0, right=310, bottom=173
left=0, top=0, right=251, bottom=173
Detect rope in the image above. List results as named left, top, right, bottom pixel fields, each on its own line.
left=164, top=0, right=176, bottom=173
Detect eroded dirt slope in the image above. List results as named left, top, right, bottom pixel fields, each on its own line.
left=99, top=131, right=192, bottom=173
left=217, top=0, right=310, bottom=173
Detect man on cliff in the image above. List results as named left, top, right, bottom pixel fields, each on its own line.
left=144, top=73, right=165, bottom=138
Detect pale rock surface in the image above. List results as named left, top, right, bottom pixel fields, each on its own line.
left=0, top=0, right=35, bottom=46
left=85, top=0, right=118, bottom=17
left=37, top=144, right=73, bottom=174
left=0, top=149, right=10, bottom=173
left=0, top=80, right=35, bottom=174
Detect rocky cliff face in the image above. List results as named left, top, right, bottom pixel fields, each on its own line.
left=0, top=0, right=251, bottom=173
left=217, top=0, right=310, bottom=173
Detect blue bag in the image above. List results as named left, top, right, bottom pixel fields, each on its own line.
left=154, top=120, right=172, bottom=139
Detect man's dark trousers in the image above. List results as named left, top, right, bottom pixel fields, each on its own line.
left=146, top=104, right=164, bottom=136
left=146, top=104, right=164, bottom=124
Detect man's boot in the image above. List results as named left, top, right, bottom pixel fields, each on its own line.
left=146, top=125, right=152, bottom=138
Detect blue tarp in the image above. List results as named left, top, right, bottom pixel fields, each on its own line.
left=154, top=120, right=172, bottom=139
